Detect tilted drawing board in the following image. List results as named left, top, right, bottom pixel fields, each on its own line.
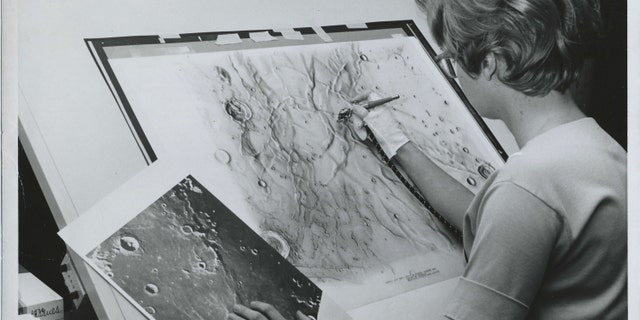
left=69, top=20, right=508, bottom=317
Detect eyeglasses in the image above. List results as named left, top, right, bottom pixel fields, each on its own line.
left=436, top=52, right=458, bottom=79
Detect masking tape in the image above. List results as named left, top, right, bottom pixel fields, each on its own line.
left=346, top=23, right=368, bottom=29
left=249, top=31, right=278, bottom=42
left=276, top=28, right=305, bottom=41
left=312, top=26, right=333, bottom=42
left=216, top=33, right=243, bottom=45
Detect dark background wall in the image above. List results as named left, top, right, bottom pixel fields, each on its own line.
left=583, top=0, right=627, bottom=149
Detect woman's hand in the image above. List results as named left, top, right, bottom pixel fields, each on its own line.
left=228, top=301, right=311, bottom=320
left=346, top=92, right=410, bottom=160
left=347, top=92, right=472, bottom=230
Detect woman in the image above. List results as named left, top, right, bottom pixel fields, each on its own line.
left=232, top=0, right=627, bottom=319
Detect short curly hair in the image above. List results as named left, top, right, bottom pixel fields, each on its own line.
left=417, top=0, right=602, bottom=96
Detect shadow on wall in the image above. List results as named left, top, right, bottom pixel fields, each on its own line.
left=18, top=142, right=99, bottom=320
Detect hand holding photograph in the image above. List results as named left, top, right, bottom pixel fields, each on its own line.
left=86, top=175, right=322, bottom=320
left=58, top=163, right=351, bottom=320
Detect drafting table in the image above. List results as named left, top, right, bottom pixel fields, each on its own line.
left=17, top=0, right=518, bottom=319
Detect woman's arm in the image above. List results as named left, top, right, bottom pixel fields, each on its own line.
left=394, top=142, right=473, bottom=231
left=350, top=101, right=473, bottom=231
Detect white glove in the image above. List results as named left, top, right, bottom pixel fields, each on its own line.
left=363, top=107, right=410, bottom=159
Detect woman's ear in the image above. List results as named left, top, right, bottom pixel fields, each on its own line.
left=480, top=53, right=498, bottom=80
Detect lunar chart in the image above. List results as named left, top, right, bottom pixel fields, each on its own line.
left=107, top=36, right=503, bottom=307
left=86, top=176, right=322, bottom=320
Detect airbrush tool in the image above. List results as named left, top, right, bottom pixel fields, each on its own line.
left=337, top=94, right=400, bottom=122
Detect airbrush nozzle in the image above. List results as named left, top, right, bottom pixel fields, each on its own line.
left=363, top=95, right=400, bottom=110
left=337, top=94, right=400, bottom=122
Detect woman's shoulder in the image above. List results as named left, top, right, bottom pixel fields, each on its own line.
left=498, top=118, right=625, bottom=183
left=484, top=119, right=626, bottom=222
